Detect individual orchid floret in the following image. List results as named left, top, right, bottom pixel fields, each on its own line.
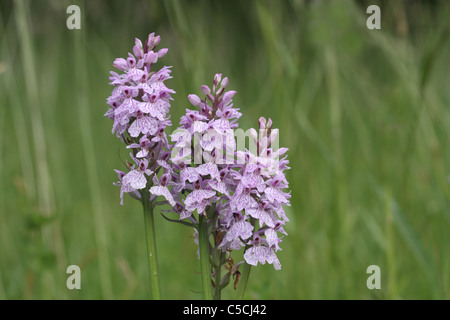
left=243, top=234, right=281, bottom=270
left=149, top=174, right=176, bottom=207
left=122, top=156, right=153, bottom=190
left=117, top=155, right=153, bottom=205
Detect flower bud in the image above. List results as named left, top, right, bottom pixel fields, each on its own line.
left=269, top=128, right=279, bottom=145
left=153, top=35, right=161, bottom=47
left=220, top=77, right=229, bottom=89
left=249, top=128, right=258, bottom=145
left=216, top=86, right=224, bottom=96
left=188, top=94, right=202, bottom=106
left=133, top=38, right=144, bottom=59
left=113, top=58, right=128, bottom=71
left=222, top=90, right=237, bottom=104
left=201, top=85, right=211, bottom=95
left=214, top=73, right=222, bottom=86
left=135, top=38, right=143, bottom=49
left=207, top=93, right=215, bottom=102
left=213, top=73, right=222, bottom=91
left=145, top=32, right=156, bottom=52
left=157, top=48, right=168, bottom=58
left=258, top=117, right=267, bottom=130
left=144, top=52, right=158, bottom=64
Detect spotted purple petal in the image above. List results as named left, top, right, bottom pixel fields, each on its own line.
left=149, top=186, right=176, bottom=207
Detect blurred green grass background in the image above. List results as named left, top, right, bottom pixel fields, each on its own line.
left=0, top=0, right=449, bottom=299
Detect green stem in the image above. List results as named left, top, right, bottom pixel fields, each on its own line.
left=198, top=215, right=213, bottom=300
left=142, top=193, right=161, bottom=300
left=237, top=262, right=251, bottom=300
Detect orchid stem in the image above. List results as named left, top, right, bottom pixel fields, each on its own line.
left=198, top=215, right=213, bottom=300
left=142, top=191, right=161, bottom=299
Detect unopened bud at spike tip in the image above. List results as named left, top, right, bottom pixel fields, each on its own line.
left=133, top=45, right=143, bottom=59
left=213, top=73, right=222, bottom=90
left=145, top=52, right=158, bottom=64
left=157, top=48, right=168, bottom=58
left=153, top=35, right=161, bottom=47
left=222, top=90, right=237, bottom=104
left=258, top=117, right=267, bottom=130
left=188, top=94, right=202, bottom=106
left=201, top=85, right=211, bottom=95
left=220, top=77, right=229, bottom=89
